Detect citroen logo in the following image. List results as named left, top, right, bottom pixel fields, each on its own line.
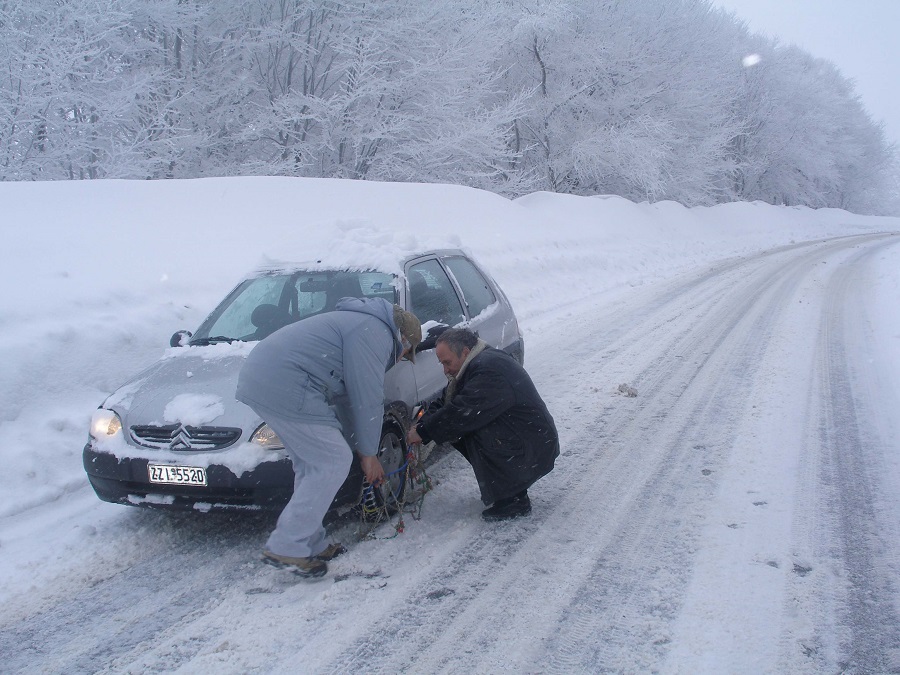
left=169, top=426, right=192, bottom=450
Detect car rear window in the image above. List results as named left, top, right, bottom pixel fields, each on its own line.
left=443, top=256, right=496, bottom=318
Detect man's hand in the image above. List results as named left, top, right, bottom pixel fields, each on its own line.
left=407, top=426, right=423, bottom=445
left=359, top=454, right=385, bottom=487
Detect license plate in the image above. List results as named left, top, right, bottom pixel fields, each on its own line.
left=148, top=463, right=207, bottom=486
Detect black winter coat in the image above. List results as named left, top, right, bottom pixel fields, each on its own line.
left=416, top=348, right=559, bottom=504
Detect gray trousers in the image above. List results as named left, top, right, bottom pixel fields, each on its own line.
left=261, top=415, right=353, bottom=558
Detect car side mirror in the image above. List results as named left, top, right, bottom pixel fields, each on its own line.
left=416, top=324, right=450, bottom=352
left=170, top=330, right=193, bottom=348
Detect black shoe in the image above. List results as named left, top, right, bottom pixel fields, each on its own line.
left=481, top=493, right=532, bottom=522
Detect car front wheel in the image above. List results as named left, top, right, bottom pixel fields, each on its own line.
left=360, top=422, right=409, bottom=519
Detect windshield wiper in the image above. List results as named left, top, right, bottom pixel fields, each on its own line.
left=189, top=336, right=241, bottom=346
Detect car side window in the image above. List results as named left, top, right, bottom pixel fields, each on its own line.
left=407, top=259, right=466, bottom=326
left=443, top=256, right=496, bottom=318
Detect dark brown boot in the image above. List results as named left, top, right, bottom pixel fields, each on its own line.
left=262, top=550, right=328, bottom=578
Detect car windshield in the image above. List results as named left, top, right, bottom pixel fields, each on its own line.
left=190, top=270, right=397, bottom=343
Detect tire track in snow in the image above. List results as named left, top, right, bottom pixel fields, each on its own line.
left=780, top=235, right=900, bottom=673
left=0, top=510, right=274, bottom=674
left=524, top=235, right=896, bottom=673
left=313, top=234, right=894, bottom=674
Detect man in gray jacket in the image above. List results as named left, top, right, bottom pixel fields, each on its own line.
left=236, top=296, right=421, bottom=578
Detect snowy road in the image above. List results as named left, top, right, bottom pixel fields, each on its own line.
left=2, top=233, right=899, bottom=674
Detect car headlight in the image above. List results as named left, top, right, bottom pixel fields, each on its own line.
left=249, top=423, right=284, bottom=451
left=90, top=409, right=123, bottom=439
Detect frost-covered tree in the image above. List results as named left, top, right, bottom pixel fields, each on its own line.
left=494, top=0, right=746, bottom=203
left=114, top=0, right=215, bottom=179
left=0, top=0, right=895, bottom=213
left=0, top=1, right=136, bottom=179
left=220, top=0, right=524, bottom=191
left=0, top=0, right=212, bottom=180
left=727, top=41, right=894, bottom=213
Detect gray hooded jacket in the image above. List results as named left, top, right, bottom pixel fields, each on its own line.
left=235, top=297, right=403, bottom=456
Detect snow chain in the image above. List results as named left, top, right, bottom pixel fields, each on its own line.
left=357, top=442, right=434, bottom=541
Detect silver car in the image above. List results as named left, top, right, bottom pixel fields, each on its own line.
left=83, top=249, right=524, bottom=512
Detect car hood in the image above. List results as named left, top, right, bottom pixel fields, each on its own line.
left=104, top=341, right=260, bottom=433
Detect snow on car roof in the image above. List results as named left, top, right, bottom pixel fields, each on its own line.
left=248, top=219, right=470, bottom=277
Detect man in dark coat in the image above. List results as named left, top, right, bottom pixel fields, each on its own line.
left=407, top=328, right=559, bottom=521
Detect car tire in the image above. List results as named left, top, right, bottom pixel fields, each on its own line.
left=360, top=421, right=409, bottom=520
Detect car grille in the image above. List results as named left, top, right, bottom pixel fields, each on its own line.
left=130, top=424, right=242, bottom=451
